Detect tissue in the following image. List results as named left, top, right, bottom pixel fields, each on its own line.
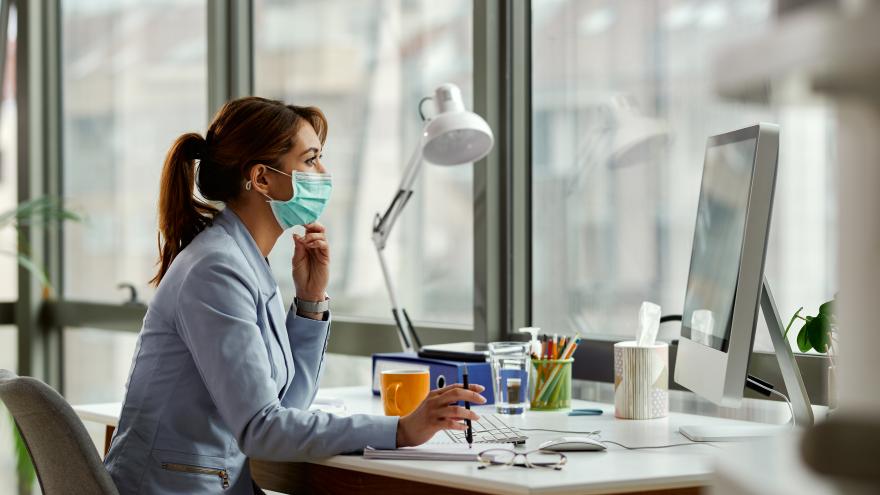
left=636, top=301, right=661, bottom=347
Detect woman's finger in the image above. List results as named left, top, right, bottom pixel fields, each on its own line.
left=429, top=383, right=485, bottom=397
left=437, top=387, right=486, bottom=405
left=439, top=405, right=480, bottom=422
left=429, top=383, right=461, bottom=396
left=303, top=222, right=326, bottom=233
left=305, top=240, right=329, bottom=252
left=442, top=420, right=467, bottom=431
left=301, top=232, right=326, bottom=243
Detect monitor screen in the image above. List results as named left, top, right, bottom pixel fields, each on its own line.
left=681, top=136, right=757, bottom=352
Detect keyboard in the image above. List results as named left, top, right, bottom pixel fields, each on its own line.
left=444, top=414, right=528, bottom=445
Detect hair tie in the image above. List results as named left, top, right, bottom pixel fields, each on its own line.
left=193, top=138, right=208, bottom=161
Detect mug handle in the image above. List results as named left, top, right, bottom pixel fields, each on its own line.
left=385, top=382, right=402, bottom=416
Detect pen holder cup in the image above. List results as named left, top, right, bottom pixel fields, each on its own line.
left=529, top=359, right=573, bottom=411
left=613, top=341, right=669, bottom=419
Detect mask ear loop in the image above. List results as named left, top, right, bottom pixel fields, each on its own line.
left=246, top=179, right=278, bottom=203
left=245, top=164, right=288, bottom=192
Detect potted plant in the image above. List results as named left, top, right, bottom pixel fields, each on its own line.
left=1, top=196, right=81, bottom=495
left=784, top=297, right=837, bottom=410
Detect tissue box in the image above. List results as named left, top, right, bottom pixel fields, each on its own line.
left=613, top=341, right=669, bottom=419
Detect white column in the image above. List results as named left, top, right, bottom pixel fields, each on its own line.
left=835, top=96, right=880, bottom=412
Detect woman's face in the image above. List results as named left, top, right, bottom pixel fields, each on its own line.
left=264, top=122, right=326, bottom=202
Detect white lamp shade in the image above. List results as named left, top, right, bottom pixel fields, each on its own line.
left=422, top=110, right=494, bottom=166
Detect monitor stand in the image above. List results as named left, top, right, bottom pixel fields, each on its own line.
left=680, top=276, right=815, bottom=442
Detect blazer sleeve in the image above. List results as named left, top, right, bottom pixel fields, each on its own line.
left=281, top=309, right=330, bottom=409
left=174, top=253, right=397, bottom=460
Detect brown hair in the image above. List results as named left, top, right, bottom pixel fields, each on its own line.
left=151, top=96, right=328, bottom=285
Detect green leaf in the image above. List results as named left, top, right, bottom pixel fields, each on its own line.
left=796, top=322, right=812, bottom=353
left=0, top=196, right=83, bottom=229
left=0, top=250, right=52, bottom=290
left=807, top=313, right=830, bottom=353
left=819, top=300, right=835, bottom=317
left=13, top=417, right=36, bottom=487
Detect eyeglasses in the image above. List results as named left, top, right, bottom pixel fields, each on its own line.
left=477, top=449, right=567, bottom=470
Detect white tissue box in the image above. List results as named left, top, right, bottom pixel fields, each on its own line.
left=613, top=341, right=669, bottom=420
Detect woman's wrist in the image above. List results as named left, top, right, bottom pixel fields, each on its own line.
left=296, top=292, right=326, bottom=303
left=296, top=309, right=325, bottom=320
left=395, top=417, right=408, bottom=447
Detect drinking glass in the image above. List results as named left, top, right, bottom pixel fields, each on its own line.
left=488, top=342, right=530, bottom=414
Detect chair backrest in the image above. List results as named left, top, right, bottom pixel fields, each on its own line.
left=0, top=369, right=119, bottom=495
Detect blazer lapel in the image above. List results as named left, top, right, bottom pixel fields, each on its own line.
left=266, top=288, right=295, bottom=399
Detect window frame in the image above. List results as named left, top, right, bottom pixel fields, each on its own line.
left=7, top=0, right=831, bottom=406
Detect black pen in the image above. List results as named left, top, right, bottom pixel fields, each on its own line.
left=463, top=367, right=472, bottom=449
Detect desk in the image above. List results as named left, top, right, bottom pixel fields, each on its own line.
left=712, top=433, right=845, bottom=495
left=74, top=386, right=758, bottom=494
left=73, top=402, right=121, bottom=457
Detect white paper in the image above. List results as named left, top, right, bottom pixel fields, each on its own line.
left=364, top=443, right=510, bottom=461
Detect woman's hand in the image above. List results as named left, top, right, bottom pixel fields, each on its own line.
left=292, top=222, right=330, bottom=303
left=396, top=383, right=486, bottom=447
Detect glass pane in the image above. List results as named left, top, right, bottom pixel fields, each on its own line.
left=63, top=327, right=139, bottom=453
left=63, top=327, right=138, bottom=404
left=0, top=6, right=17, bottom=302
left=319, top=354, right=372, bottom=388
left=254, top=0, right=474, bottom=326
left=530, top=0, right=836, bottom=352
left=0, top=7, right=23, bottom=491
left=61, top=0, right=208, bottom=302
left=0, top=325, right=18, bottom=494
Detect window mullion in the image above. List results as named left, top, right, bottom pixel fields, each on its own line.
left=207, top=0, right=253, bottom=118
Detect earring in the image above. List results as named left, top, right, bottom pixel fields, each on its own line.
left=245, top=180, right=252, bottom=191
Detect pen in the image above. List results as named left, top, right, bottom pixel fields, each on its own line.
left=463, top=367, right=472, bottom=449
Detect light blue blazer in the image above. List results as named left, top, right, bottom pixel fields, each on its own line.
left=104, top=208, right=398, bottom=494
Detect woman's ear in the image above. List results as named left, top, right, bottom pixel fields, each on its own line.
left=248, top=164, right=271, bottom=194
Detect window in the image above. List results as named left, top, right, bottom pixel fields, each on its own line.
left=58, top=0, right=208, bottom=453
left=0, top=4, right=17, bottom=354
left=530, top=0, right=836, bottom=352
left=254, top=0, right=474, bottom=326
left=0, top=7, right=21, bottom=492
left=61, top=0, right=208, bottom=303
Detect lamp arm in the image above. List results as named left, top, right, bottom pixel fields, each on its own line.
left=372, top=144, right=424, bottom=248
left=371, top=142, right=426, bottom=353
left=374, top=245, right=413, bottom=352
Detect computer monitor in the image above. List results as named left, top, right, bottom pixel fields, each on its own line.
left=674, top=123, right=813, bottom=440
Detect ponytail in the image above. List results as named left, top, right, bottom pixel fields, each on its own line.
left=150, top=132, right=219, bottom=286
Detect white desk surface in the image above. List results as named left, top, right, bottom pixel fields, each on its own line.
left=712, top=433, right=843, bottom=495
left=74, top=386, right=766, bottom=495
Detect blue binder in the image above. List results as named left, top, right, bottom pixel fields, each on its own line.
left=371, top=352, right=494, bottom=405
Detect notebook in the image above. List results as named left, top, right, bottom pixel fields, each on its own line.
left=363, top=443, right=509, bottom=462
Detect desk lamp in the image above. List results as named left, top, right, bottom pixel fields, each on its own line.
left=372, top=83, right=494, bottom=352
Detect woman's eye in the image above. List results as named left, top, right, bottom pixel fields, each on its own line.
left=306, top=154, right=323, bottom=166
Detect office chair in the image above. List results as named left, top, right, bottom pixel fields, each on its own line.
left=0, top=369, right=119, bottom=495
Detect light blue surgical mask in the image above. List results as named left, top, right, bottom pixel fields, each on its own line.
left=256, top=167, right=332, bottom=229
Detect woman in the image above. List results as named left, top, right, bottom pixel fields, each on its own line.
left=104, top=97, right=485, bottom=494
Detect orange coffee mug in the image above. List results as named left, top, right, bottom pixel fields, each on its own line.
left=380, top=369, right=430, bottom=416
